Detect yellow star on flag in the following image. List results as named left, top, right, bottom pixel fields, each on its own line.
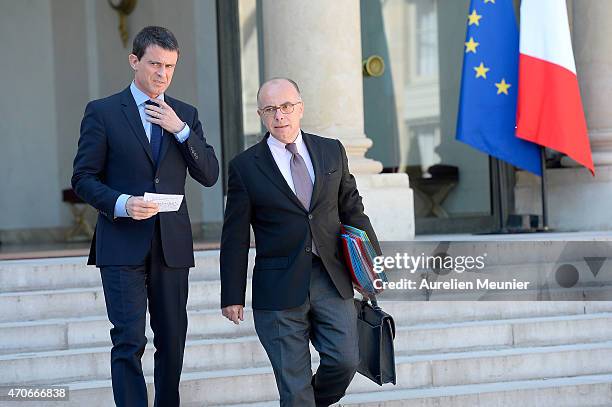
left=495, top=78, right=511, bottom=95
left=465, top=37, right=479, bottom=53
left=484, top=0, right=495, bottom=4
left=468, top=10, right=482, bottom=26
left=474, top=62, right=490, bottom=79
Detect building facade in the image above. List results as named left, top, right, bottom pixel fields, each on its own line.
left=0, top=0, right=604, bottom=245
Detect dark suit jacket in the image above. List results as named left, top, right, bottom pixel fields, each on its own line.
left=72, top=86, right=219, bottom=268
left=220, top=132, right=381, bottom=310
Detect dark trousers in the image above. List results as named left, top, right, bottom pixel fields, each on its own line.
left=100, top=222, right=189, bottom=407
left=253, top=257, right=359, bottom=407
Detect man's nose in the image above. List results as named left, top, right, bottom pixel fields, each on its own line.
left=274, top=108, right=284, bottom=121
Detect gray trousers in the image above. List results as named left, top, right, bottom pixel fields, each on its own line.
left=253, top=257, right=359, bottom=407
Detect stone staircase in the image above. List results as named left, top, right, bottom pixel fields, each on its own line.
left=1, top=251, right=612, bottom=406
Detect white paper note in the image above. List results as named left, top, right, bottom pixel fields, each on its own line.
left=143, top=192, right=184, bottom=212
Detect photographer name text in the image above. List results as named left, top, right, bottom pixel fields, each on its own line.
left=374, top=278, right=530, bottom=291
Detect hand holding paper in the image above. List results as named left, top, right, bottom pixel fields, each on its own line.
left=143, top=192, right=184, bottom=212
left=125, top=196, right=159, bottom=220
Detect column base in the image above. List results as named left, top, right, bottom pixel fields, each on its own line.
left=317, top=131, right=384, bottom=174
left=563, top=151, right=612, bottom=167
left=353, top=173, right=415, bottom=240
left=514, top=167, right=610, bottom=231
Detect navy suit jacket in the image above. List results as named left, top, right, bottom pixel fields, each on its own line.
left=220, top=132, right=381, bottom=310
left=72, top=86, right=219, bottom=268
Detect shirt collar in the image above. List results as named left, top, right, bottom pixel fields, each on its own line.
left=267, top=129, right=303, bottom=150
left=130, top=81, right=164, bottom=106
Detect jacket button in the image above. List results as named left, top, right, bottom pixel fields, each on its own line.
left=305, top=247, right=311, bottom=253
left=155, top=178, right=160, bottom=184
left=308, top=214, right=313, bottom=220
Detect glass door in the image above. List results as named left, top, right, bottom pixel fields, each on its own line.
left=361, top=0, right=504, bottom=234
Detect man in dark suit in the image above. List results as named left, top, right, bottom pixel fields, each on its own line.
left=220, top=78, right=381, bottom=407
left=72, top=26, right=219, bottom=407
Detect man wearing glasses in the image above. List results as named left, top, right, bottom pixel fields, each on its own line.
left=219, top=78, right=381, bottom=406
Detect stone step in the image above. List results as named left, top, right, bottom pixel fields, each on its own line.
left=0, top=336, right=268, bottom=386
left=0, top=251, right=254, bottom=293
left=382, top=240, right=612, bottom=268
left=0, top=280, right=253, bottom=323
left=2, top=299, right=612, bottom=354
left=0, top=308, right=256, bottom=354
left=63, top=367, right=276, bottom=406
left=4, top=267, right=611, bottom=324
left=45, top=349, right=612, bottom=406
left=1, top=307, right=603, bottom=358
left=377, top=257, right=612, bottom=301
left=380, top=284, right=612, bottom=302
left=3, top=318, right=612, bottom=388
left=402, top=311, right=612, bottom=353
left=3, top=246, right=610, bottom=294
left=215, top=374, right=612, bottom=407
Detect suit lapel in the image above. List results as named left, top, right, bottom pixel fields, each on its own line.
left=302, top=132, right=325, bottom=210
left=120, top=87, right=154, bottom=165
left=254, top=134, right=307, bottom=212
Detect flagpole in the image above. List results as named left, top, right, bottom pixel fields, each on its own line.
left=540, top=147, right=549, bottom=230
left=496, top=158, right=507, bottom=232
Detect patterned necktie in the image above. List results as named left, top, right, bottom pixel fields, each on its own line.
left=285, top=142, right=313, bottom=210
left=145, top=100, right=162, bottom=164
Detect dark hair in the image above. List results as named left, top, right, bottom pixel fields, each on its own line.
left=257, top=77, right=301, bottom=105
left=132, top=26, right=179, bottom=60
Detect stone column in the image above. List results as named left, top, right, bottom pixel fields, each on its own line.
left=565, top=1, right=612, bottom=166
left=261, top=0, right=380, bottom=174
left=260, top=0, right=414, bottom=239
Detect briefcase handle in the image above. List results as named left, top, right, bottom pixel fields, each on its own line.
left=359, top=293, right=381, bottom=311
left=356, top=293, right=396, bottom=340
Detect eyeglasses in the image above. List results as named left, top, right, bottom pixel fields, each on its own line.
left=258, top=101, right=302, bottom=117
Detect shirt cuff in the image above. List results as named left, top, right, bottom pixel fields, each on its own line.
left=114, top=194, right=131, bottom=217
left=174, top=123, right=190, bottom=143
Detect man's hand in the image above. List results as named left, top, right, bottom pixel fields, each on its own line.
left=222, top=305, right=244, bottom=325
left=126, top=196, right=159, bottom=220
left=144, top=99, right=186, bottom=134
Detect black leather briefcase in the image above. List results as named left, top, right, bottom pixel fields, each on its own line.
left=354, top=297, right=397, bottom=385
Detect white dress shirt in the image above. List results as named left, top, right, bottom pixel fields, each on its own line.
left=113, top=82, right=191, bottom=217
left=267, top=130, right=315, bottom=195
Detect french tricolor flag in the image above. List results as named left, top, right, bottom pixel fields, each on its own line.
left=516, top=0, right=594, bottom=174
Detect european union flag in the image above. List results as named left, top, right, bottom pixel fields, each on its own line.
left=456, top=0, right=542, bottom=175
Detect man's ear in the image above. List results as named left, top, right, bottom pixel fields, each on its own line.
left=128, top=54, right=139, bottom=70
